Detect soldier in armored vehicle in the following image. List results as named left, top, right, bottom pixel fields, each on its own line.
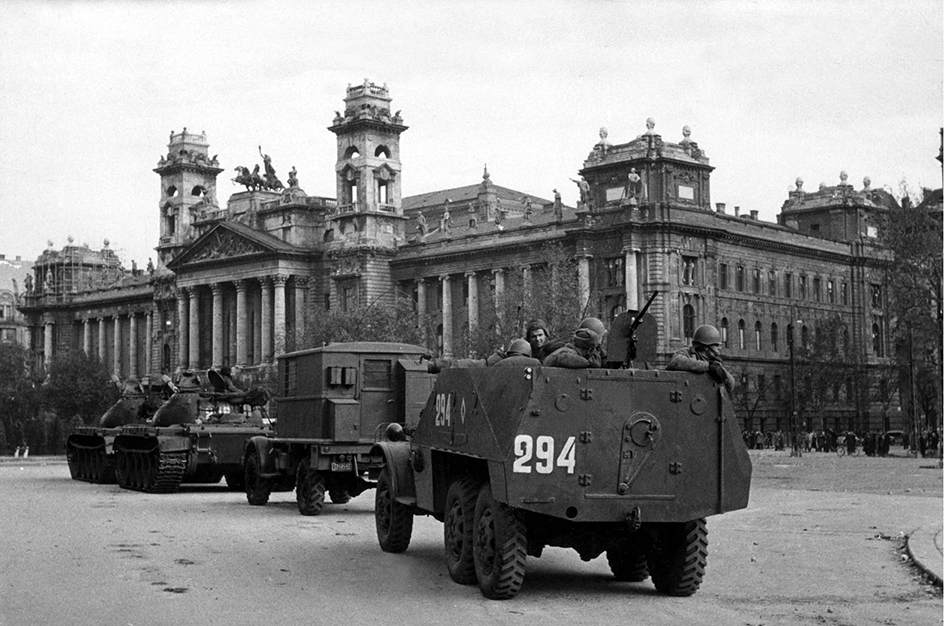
left=666, top=324, right=736, bottom=394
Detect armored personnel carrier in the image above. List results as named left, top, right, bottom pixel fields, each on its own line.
left=243, top=342, right=435, bottom=515
left=372, top=329, right=752, bottom=599
left=113, top=370, right=271, bottom=493
left=66, top=378, right=166, bottom=483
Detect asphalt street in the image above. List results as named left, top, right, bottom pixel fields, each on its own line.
left=0, top=451, right=940, bottom=626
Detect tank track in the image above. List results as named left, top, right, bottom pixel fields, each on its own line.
left=66, top=442, right=118, bottom=484
left=117, top=447, right=187, bottom=494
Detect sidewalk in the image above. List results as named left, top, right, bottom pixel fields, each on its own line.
left=0, top=455, right=67, bottom=465
left=907, top=522, right=944, bottom=586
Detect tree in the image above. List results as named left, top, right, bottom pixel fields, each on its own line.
left=731, top=369, right=773, bottom=433
left=42, top=350, right=118, bottom=427
left=793, top=316, right=852, bottom=433
left=881, top=185, right=943, bottom=438
left=301, top=292, right=428, bottom=349
left=0, top=342, right=43, bottom=454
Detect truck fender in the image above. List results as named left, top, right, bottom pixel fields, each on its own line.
left=371, top=441, right=415, bottom=503
left=245, top=435, right=277, bottom=475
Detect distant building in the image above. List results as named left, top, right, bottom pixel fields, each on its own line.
left=19, top=81, right=916, bottom=434
left=0, top=254, right=33, bottom=346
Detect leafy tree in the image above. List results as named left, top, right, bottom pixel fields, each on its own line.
left=731, top=369, right=772, bottom=433
left=0, top=342, right=43, bottom=454
left=792, top=316, right=851, bottom=432
left=42, top=350, right=118, bottom=426
left=301, top=292, right=428, bottom=349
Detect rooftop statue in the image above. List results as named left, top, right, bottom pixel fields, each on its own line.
left=571, top=177, right=591, bottom=209
left=259, top=146, right=284, bottom=191
left=553, top=189, right=563, bottom=221
left=288, top=166, right=299, bottom=189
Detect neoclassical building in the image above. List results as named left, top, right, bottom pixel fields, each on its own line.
left=19, top=80, right=904, bottom=433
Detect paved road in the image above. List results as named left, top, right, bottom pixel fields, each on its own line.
left=0, top=452, right=940, bottom=626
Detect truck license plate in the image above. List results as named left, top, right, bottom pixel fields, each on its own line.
left=330, top=461, right=352, bottom=472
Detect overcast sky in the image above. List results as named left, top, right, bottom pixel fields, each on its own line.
left=0, top=0, right=940, bottom=269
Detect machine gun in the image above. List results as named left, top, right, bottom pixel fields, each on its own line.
left=605, top=290, right=659, bottom=367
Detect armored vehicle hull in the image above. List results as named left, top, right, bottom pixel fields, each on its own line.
left=373, top=365, right=752, bottom=599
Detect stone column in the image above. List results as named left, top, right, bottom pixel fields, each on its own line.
left=112, top=314, right=121, bottom=377
left=252, top=285, right=262, bottom=365
left=416, top=278, right=427, bottom=330
left=577, top=255, right=591, bottom=314
left=189, top=287, right=200, bottom=369
left=43, top=321, right=53, bottom=369
left=521, top=265, right=532, bottom=301
left=624, top=248, right=639, bottom=311
left=145, top=311, right=153, bottom=375
left=441, top=274, right=453, bottom=358
left=177, top=289, right=189, bottom=369
left=83, top=319, right=91, bottom=355
left=212, top=282, right=224, bottom=368
left=492, top=269, right=505, bottom=318
left=466, top=272, right=478, bottom=332
left=261, top=277, right=273, bottom=362
left=273, top=275, right=287, bottom=356
left=129, top=313, right=138, bottom=378
left=98, top=317, right=106, bottom=361
left=294, top=277, right=308, bottom=342
left=236, top=280, right=249, bottom=366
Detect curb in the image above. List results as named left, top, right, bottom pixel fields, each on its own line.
left=0, top=456, right=67, bottom=466
left=907, top=523, right=944, bottom=587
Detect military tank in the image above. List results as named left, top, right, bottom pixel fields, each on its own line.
left=113, top=370, right=271, bottom=493
left=66, top=377, right=165, bottom=483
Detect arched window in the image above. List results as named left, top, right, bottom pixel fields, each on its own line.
left=374, top=145, right=391, bottom=158
left=343, top=145, right=361, bottom=159
left=682, top=304, right=695, bottom=340
left=770, top=322, right=779, bottom=352
left=190, top=185, right=203, bottom=197
left=754, top=321, right=762, bottom=351
left=738, top=319, right=746, bottom=350
left=166, top=185, right=178, bottom=198
left=721, top=318, right=729, bottom=349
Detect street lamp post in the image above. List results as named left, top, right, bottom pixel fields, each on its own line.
left=789, top=321, right=802, bottom=457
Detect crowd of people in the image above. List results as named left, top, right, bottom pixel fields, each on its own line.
left=739, top=427, right=941, bottom=457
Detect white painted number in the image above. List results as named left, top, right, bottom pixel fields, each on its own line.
left=435, top=393, right=453, bottom=427
left=513, top=435, right=577, bottom=475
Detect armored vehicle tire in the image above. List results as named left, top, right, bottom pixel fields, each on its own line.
left=607, top=541, right=649, bottom=582
left=472, top=484, right=527, bottom=600
left=224, top=471, right=245, bottom=491
left=647, top=518, right=708, bottom=596
left=245, top=454, right=272, bottom=506
left=444, top=476, right=480, bottom=585
left=296, top=460, right=326, bottom=516
left=375, top=465, right=413, bottom=553
left=329, top=489, right=352, bottom=504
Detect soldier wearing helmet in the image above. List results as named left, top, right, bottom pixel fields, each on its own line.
left=493, top=339, right=542, bottom=368
left=544, top=327, right=604, bottom=369
left=525, top=318, right=551, bottom=362
left=667, top=324, right=736, bottom=393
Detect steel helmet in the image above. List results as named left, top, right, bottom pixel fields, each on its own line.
left=578, top=317, right=606, bottom=336
left=507, top=339, right=532, bottom=356
left=692, top=324, right=722, bottom=347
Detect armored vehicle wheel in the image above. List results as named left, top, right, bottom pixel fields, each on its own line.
left=66, top=446, right=80, bottom=480
left=329, top=488, right=351, bottom=504
left=444, top=476, right=480, bottom=585
left=224, top=471, right=245, bottom=491
left=647, top=518, right=708, bottom=596
left=115, top=450, right=130, bottom=488
left=375, top=465, right=413, bottom=553
left=245, top=453, right=272, bottom=506
left=472, top=484, right=527, bottom=600
left=607, top=541, right=649, bottom=582
left=296, top=460, right=326, bottom=516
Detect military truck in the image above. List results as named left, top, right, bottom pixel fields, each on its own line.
left=371, top=345, right=752, bottom=599
left=112, top=370, right=271, bottom=493
left=242, top=342, right=435, bottom=515
left=66, top=377, right=167, bottom=484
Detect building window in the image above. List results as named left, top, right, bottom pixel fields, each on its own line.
left=827, top=280, right=835, bottom=303
left=683, top=304, right=695, bottom=340
left=773, top=374, right=782, bottom=400
left=758, top=374, right=767, bottom=399
left=784, top=273, right=792, bottom=298
left=799, top=275, right=807, bottom=300
left=721, top=318, right=729, bottom=349
left=754, top=321, right=762, bottom=351
left=604, top=257, right=624, bottom=288
left=813, top=277, right=821, bottom=301
left=341, top=285, right=357, bottom=312
left=841, top=282, right=848, bottom=305
left=768, top=271, right=777, bottom=297
left=770, top=322, right=779, bottom=352
left=719, top=263, right=728, bottom=289
left=871, top=284, right=882, bottom=308
left=682, top=256, right=696, bottom=286
left=736, top=266, right=745, bottom=291
left=738, top=319, right=745, bottom=350
left=801, top=325, right=809, bottom=350
left=871, top=319, right=884, bottom=356
left=752, top=268, right=761, bottom=293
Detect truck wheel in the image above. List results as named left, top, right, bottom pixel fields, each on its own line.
left=607, top=541, right=649, bottom=582
left=329, top=489, right=351, bottom=504
left=472, top=484, right=527, bottom=600
left=648, top=518, right=708, bottom=596
left=444, top=476, right=480, bottom=585
left=375, top=465, right=413, bottom=553
left=245, top=453, right=272, bottom=506
left=296, top=460, right=326, bottom=516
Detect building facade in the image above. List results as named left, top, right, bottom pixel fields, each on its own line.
left=18, top=81, right=904, bottom=433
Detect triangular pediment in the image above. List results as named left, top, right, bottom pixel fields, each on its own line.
left=168, top=222, right=290, bottom=269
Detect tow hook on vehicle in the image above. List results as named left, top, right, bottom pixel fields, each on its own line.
left=626, top=506, right=642, bottom=531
